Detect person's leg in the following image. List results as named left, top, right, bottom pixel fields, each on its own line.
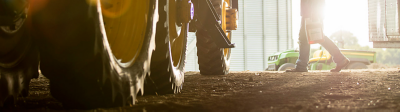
left=294, top=17, right=310, bottom=71
left=319, top=36, right=346, bottom=64
left=319, top=36, right=349, bottom=72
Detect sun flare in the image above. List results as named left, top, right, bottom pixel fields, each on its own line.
left=323, top=0, right=370, bottom=47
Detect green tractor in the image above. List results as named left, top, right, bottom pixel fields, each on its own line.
left=265, top=49, right=299, bottom=71
left=266, top=49, right=376, bottom=71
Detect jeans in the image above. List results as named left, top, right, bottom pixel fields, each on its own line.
left=295, top=17, right=346, bottom=70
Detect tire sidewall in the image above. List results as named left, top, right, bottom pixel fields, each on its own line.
left=0, top=15, right=31, bottom=68
left=278, top=63, right=296, bottom=71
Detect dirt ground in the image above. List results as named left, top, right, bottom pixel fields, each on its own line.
left=2, top=69, right=400, bottom=111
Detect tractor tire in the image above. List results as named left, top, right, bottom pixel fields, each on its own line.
left=277, top=63, right=296, bottom=71
left=30, top=0, right=157, bottom=109
left=0, top=6, right=39, bottom=107
left=346, top=62, right=368, bottom=69
left=196, top=0, right=231, bottom=75
left=144, top=0, right=186, bottom=95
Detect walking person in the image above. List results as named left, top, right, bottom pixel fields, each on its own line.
left=286, top=0, right=349, bottom=72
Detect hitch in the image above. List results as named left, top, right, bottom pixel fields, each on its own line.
left=192, top=0, right=235, bottom=48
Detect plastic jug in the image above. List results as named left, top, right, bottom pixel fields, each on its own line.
left=305, top=18, right=324, bottom=44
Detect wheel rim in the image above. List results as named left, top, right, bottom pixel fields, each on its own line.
left=101, top=0, right=149, bottom=64
left=169, top=0, right=187, bottom=68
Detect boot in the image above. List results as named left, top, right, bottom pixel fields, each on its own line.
left=330, top=58, right=350, bottom=72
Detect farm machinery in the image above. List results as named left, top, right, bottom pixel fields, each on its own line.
left=266, top=49, right=376, bottom=71
left=0, top=0, right=238, bottom=109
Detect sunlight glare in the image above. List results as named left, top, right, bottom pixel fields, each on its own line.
left=323, top=0, right=370, bottom=47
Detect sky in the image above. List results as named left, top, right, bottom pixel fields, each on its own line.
left=292, top=0, right=371, bottom=48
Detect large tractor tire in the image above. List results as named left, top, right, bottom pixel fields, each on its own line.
left=0, top=3, right=39, bottom=107
left=196, top=0, right=231, bottom=75
left=144, top=0, right=188, bottom=95
left=30, top=0, right=157, bottom=109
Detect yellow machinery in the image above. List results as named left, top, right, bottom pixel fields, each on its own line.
left=192, top=0, right=238, bottom=75
left=0, top=0, right=238, bottom=109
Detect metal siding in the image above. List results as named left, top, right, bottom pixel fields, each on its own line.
left=185, top=49, right=197, bottom=71
left=244, top=0, right=264, bottom=71
left=185, top=33, right=198, bottom=71
left=287, top=0, right=293, bottom=48
left=264, top=0, right=278, bottom=67
left=386, top=0, right=400, bottom=36
left=368, top=0, right=387, bottom=41
left=230, top=0, right=245, bottom=71
left=187, top=33, right=196, bottom=44
left=278, top=0, right=288, bottom=51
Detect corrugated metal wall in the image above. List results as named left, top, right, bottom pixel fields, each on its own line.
left=264, top=0, right=278, bottom=69
left=244, top=0, right=264, bottom=71
left=385, top=0, right=400, bottom=36
left=185, top=0, right=293, bottom=71
left=185, top=33, right=198, bottom=71
left=368, top=0, right=388, bottom=41
left=230, top=0, right=245, bottom=70
left=368, top=0, right=400, bottom=48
